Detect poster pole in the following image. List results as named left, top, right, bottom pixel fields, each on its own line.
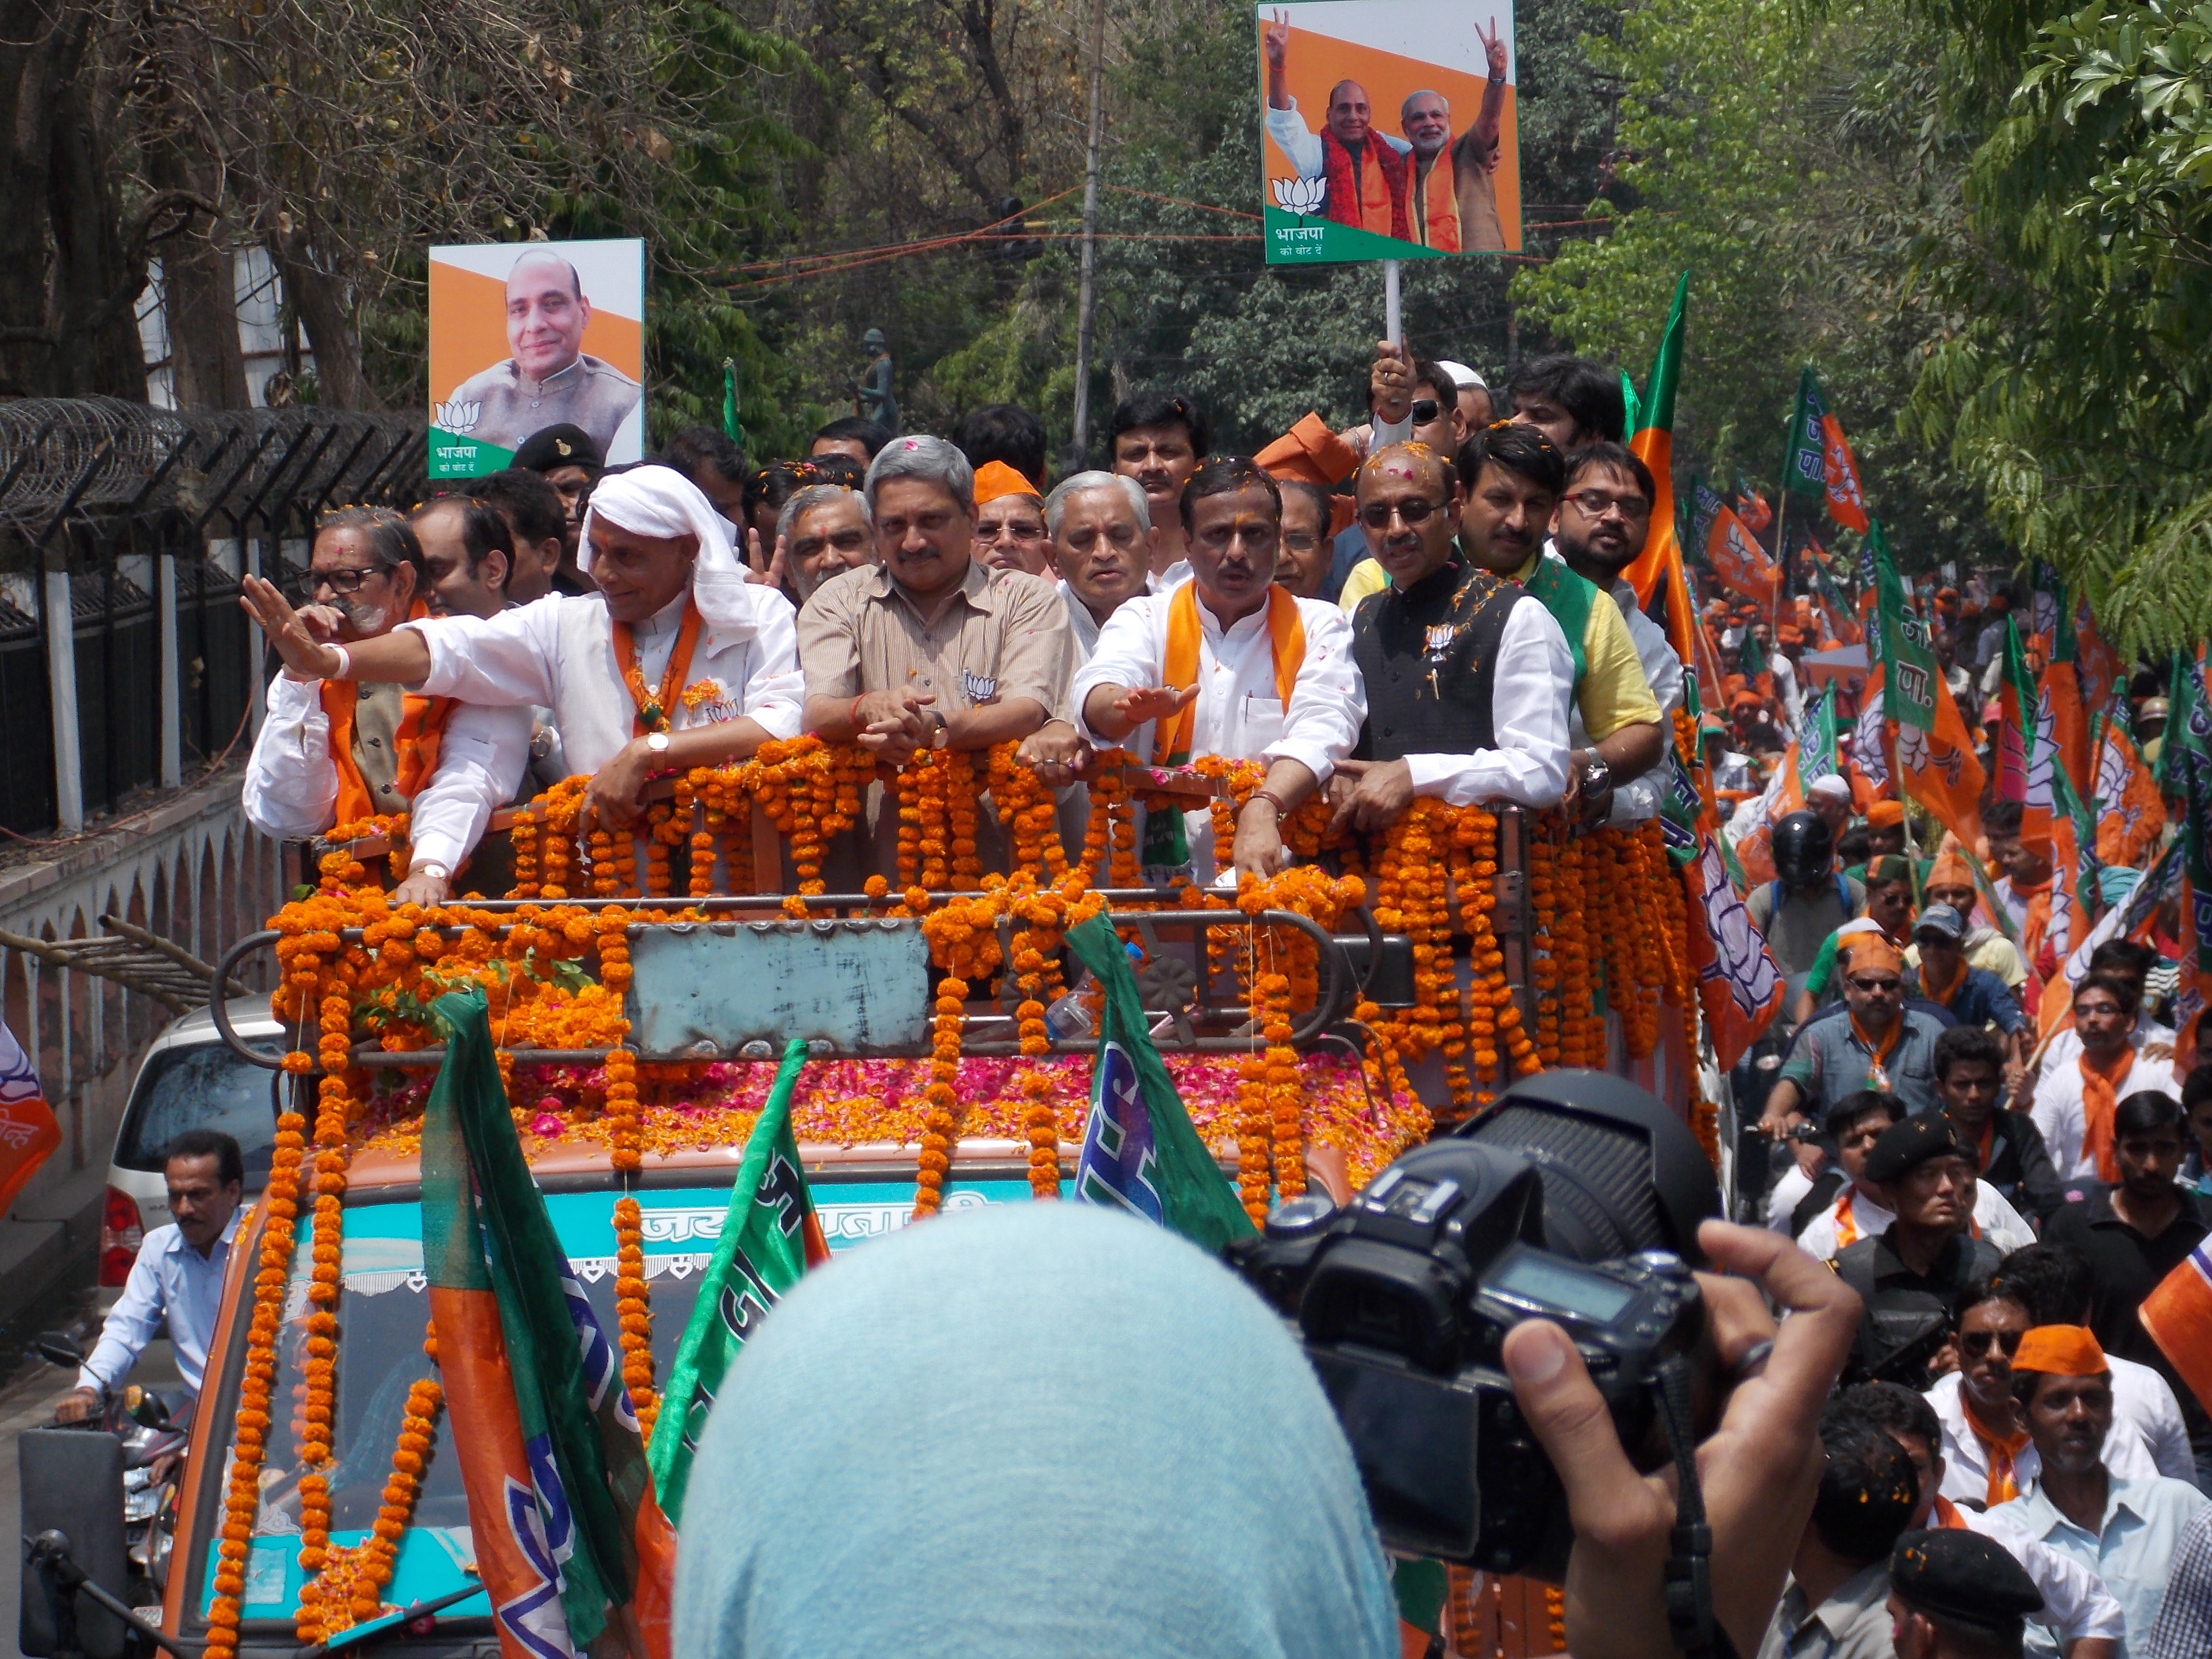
left=1383, top=258, right=1402, bottom=348
left=1069, top=0, right=1109, bottom=458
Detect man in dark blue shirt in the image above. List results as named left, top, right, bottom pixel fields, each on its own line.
left=1911, top=904, right=2028, bottom=1062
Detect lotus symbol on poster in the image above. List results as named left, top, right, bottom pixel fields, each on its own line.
left=1272, top=175, right=1326, bottom=221
left=435, top=399, right=482, bottom=433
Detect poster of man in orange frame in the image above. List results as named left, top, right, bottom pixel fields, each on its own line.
left=1259, top=0, right=1521, bottom=264
left=428, top=238, right=645, bottom=479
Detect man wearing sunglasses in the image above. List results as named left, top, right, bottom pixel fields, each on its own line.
left=1767, top=935, right=1948, bottom=1132
left=1326, top=439, right=1571, bottom=834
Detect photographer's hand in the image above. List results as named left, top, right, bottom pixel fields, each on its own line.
left=1500, top=1220, right=1861, bottom=1659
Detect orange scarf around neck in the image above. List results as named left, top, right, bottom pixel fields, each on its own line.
left=611, top=600, right=704, bottom=737
left=319, top=601, right=455, bottom=825
left=1960, top=1393, right=2032, bottom=1507
left=1850, top=1010, right=1904, bottom=1092
left=1920, top=955, right=1969, bottom=1008
left=1154, top=583, right=1305, bottom=765
left=2079, top=1042, right=2137, bottom=1182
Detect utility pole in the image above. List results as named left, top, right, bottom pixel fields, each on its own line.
left=1069, top=0, right=1109, bottom=459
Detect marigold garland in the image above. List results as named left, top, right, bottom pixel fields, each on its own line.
left=300, top=1377, right=443, bottom=1636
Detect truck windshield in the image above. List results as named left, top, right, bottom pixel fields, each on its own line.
left=115, top=1042, right=281, bottom=1183
left=206, top=1175, right=1034, bottom=1632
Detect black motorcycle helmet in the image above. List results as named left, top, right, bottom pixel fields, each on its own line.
left=1772, top=807, right=1837, bottom=889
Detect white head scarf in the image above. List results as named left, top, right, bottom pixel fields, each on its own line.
left=578, top=464, right=783, bottom=635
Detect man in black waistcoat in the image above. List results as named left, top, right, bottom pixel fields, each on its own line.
left=1327, top=436, right=1575, bottom=832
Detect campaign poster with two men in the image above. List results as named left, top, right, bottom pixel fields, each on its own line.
left=1260, top=0, right=1522, bottom=263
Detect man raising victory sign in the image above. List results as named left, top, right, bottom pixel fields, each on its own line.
left=240, top=466, right=805, bottom=874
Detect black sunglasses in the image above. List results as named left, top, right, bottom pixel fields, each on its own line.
left=1358, top=496, right=1448, bottom=530
left=1960, top=1329, right=2024, bottom=1357
left=1411, top=398, right=1443, bottom=424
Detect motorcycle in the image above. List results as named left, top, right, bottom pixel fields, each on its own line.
left=33, top=1333, right=189, bottom=1616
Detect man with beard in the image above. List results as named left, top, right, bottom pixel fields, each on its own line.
left=1326, top=440, right=1570, bottom=835
left=240, top=507, right=533, bottom=905
left=801, top=436, right=1070, bottom=877
left=1070, top=458, right=1362, bottom=883
left=240, top=469, right=805, bottom=905
left=1550, top=441, right=1680, bottom=825
left=1108, top=391, right=1208, bottom=585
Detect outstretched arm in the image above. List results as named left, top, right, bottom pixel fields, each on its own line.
left=240, top=574, right=433, bottom=685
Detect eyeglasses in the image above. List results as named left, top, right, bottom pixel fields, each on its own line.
left=312, top=566, right=385, bottom=595
left=1411, top=399, right=1443, bottom=424
left=1563, top=489, right=1652, bottom=521
left=1358, top=496, right=1448, bottom=530
left=1960, top=1329, right=2024, bottom=1357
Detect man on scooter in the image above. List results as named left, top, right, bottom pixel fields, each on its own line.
left=55, top=1130, right=243, bottom=1421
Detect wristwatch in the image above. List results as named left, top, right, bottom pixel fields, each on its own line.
left=645, top=731, right=672, bottom=757
left=412, top=862, right=451, bottom=884
left=929, top=711, right=950, bottom=750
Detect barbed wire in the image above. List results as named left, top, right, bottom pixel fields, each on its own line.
left=0, top=398, right=426, bottom=540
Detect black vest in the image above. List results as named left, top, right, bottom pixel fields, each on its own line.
left=1350, top=557, right=1527, bottom=761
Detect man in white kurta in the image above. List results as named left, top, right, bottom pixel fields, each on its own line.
left=239, top=468, right=804, bottom=903
left=1067, top=460, right=1364, bottom=884
left=241, top=508, right=531, bottom=900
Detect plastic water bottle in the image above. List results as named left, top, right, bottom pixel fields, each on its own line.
left=1044, top=942, right=1143, bottom=1040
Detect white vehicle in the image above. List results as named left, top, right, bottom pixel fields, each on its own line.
left=98, top=997, right=284, bottom=1293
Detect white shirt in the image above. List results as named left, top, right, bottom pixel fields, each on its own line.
left=1605, top=582, right=1683, bottom=826
left=1263, top=97, right=1413, bottom=180
left=1070, top=579, right=1364, bottom=878
left=1056, top=577, right=1152, bottom=670
left=80, top=1214, right=239, bottom=1398
left=2031, top=1045, right=2181, bottom=1179
left=1988, top=1475, right=2211, bottom=1654
left=2110, top=1357, right=2200, bottom=1484
left=1794, top=1178, right=2036, bottom=1261
left=2033, top=1017, right=2176, bottom=1093
left=406, top=586, right=805, bottom=779
left=1395, top=592, right=1576, bottom=810
left=1949, top=1503, right=2129, bottom=1648
left=1927, top=1370, right=2164, bottom=1503
left=242, top=673, right=532, bottom=871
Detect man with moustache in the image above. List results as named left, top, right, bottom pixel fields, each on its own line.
left=1108, top=391, right=1209, bottom=585
left=1070, top=458, right=1362, bottom=883
left=441, top=250, right=642, bottom=460
left=800, top=436, right=1070, bottom=876
left=240, top=507, right=532, bottom=906
left=240, top=468, right=805, bottom=906
left=1326, top=439, right=1571, bottom=836
left=1551, top=441, right=1682, bottom=825
left=776, top=484, right=874, bottom=606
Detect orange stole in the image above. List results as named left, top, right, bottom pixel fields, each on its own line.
left=1154, top=583, right=1306, bottom=764
left=319, top=680, right=457, bottom=826
left=1416, top=153, right=1461, bottom=251
left=2078, top=1044, right=2136, bottom=1182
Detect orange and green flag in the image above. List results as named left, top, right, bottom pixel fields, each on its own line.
left=421, top=988, right=676, bottom=1659
left=2094, top=710, right=2164, bottom=869
left=1875, top=520, right=1985, bottom=851
left=1781, top=369, right=1871, bottom=533
left=1623, top=273, right=1698, bottom=673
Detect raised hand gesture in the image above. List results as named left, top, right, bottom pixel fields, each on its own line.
left=240, top=574, right=344, bottom=682
left=744, top=526, right=790, bottom=589
left=1263, top=8, right=1291, bottom=71
left=1478, top=14, right=1507, bottom=80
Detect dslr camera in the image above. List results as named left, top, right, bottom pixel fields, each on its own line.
left=1228, top=1070, right=1720, bottom=1579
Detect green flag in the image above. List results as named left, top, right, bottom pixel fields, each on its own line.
left=419, top=988, right=673, bottom=1651
left=1737, top=624, right=1768, bottom=684
left=1066, top=913, right=1255, bottom=1250
left=1872, top=521, right=1939, bottom=735
left=647, top=1038, right=825, bottom=1524
left=721, top=358, right=745, bottom=448
left=2158, top=649, right=2207, bottom=796
left=1619, top=369, right=1641, bottom=448
left=1798, top=683, right=1839, bottom=789
left=1781, top=368, right=1830, bottom=500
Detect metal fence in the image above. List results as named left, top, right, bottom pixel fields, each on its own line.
left=0, top=399, right=427, bottom=836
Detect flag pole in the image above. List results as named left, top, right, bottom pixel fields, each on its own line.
left=1384, top=258, right=1402, bottom=349
left=1769, top=488, right=1789, bottom=637
left=1068, top=0, right=1109, bottom=459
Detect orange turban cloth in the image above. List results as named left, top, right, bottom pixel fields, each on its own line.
left=972, top=460, right=1042, bottom=505
left=1866, top=800, right=1906, bottom=829
left=2013, top=1325, right=2109, bottom=1377
left=1842, top=934, right=1905, bottom=976
left=1256, top=413, right=1361, bottom=489
left=1929, top=849, right=1976, bottom=891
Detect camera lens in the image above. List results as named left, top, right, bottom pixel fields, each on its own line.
left=1263, top=1193, right=1338, bottom=1240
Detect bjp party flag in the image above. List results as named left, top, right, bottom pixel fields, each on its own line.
left=2142, top=1240, right=2212, bottom=1420
left=1695, top=479, right=1780, bottom=605
left=1874, top=521, right=1984, bottom=849
left=0, top=1020, right=59, bottom=1219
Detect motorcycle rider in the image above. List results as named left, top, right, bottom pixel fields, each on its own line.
left=55, top=1130, right=243, bottom=1422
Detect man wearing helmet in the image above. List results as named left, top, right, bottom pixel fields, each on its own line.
left=1747, top=808, right=1867, bottom=981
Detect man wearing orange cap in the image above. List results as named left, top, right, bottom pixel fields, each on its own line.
left=1254, top=413, right=1360, bottom=601
left=1984, top=1326, right=2208, bottom=1652
left=1915, top=846, right=2031, bottom=992
left=970, top=460, right=1052, bottom=577
left=1766, top=932, right=1948, bottom=1133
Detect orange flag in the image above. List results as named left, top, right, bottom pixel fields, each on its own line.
left=0, top=1020, right=60, bottom=1219
left=2095, top=718, right=2165, bottom=869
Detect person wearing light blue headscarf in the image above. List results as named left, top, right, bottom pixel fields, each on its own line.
left=2100, top=865, right=2141, bottom=909
left=673, top=1202, right=1398, bottom=1659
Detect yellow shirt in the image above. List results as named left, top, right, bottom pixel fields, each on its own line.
left=1341, top=553, right=1659, bottom=741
